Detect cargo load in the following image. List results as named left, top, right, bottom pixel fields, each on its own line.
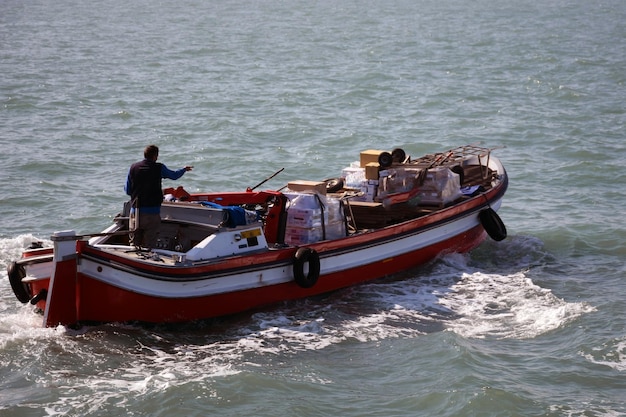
left=284, top=192, right=346, bottom=245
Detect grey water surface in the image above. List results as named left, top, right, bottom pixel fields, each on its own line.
left=1, top=0, right=625, bottom=415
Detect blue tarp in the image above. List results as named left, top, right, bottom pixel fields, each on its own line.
left=199, top=202, right=249, bottom=228
left=461, top=185, right=482, bottom=196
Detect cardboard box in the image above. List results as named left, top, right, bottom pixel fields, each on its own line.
left=287, top=180, right=327, bottom=195
left=360, top=149, right=386, bottom=167
left=287, top=208, right=328, bottom=228
left=365, top=162, right=380, bottom=180
left=284, top=220, right=346, bottom=245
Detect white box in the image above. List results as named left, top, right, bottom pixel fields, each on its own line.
left=284, top=220, right=346, bottom=245
left=285, top=227, right=324, bottom=245
left=342, top=166, right=366, bottom=189
left=287, top=207, right=328, bottom=228
left=285, top=193, right=344, bottom=228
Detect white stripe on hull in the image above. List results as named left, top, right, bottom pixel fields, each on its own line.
left=78, top=196, right=502, bottom=299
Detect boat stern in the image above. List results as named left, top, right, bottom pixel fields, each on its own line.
left=43, top=231, right=80, bottom=328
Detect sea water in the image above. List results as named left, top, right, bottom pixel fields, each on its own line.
left=1, top=0, right=625, bottom=415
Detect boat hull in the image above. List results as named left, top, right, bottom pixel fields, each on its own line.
left=50, top=191, right=500, bottom=326
left=73, top=223, right=487, bottom=324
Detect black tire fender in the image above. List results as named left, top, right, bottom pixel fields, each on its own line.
left=324, top=178, right=344, bottom=193
left=479, top=208, right=507, bottom=241
left=293, top=247, right=321, bottom=288
left=7, top=261, right=31, bottom=304
left=378, top=152, right=393, bottom=168
left=391, top=148, right=406, bottom=163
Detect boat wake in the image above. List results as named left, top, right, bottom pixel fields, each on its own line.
left=438, top=270, right=595, bottom=339
left=1, top=235, right=595, bottom=346
left=0, top=234, right=599, bottom=414
left=0, top=234, right=49, bottom=261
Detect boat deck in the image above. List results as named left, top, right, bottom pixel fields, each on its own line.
left=92, top=245, right=186, bottom=266
left=98, top=161, right=498, bottom=262
left=342, top=164, right=496, bottom=229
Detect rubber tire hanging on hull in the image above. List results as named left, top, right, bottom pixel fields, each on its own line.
left=293, top=247, right=321, bottom=288
left=7, top=262, right=31, bottom=304
left=479, top=208, right=507, bottom=241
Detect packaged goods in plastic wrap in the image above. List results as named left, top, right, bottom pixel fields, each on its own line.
left=416, top=167, right=462, bottom=206
left=341, top=164, right=366, bottom=189
left=377, top=167, right=462, bottom=206
left=377, top=167, right=422, bottom=198
left=285, top=193, right=344, bottom=224
left=286, top=194, right=327, bottom=228
left=286, top=207, right=327, bottom=228
left=363, top=180, right=378, bottom=202
left=285, top=221, right=346, bottom=245
left=342, top=163, right=377, bottom=201
left=284, top=192, right=346, bottom=244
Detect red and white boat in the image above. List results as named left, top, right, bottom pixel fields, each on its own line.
left=7, top=144, right=508, bottom=328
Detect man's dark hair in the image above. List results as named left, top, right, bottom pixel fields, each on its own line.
left=144, top=145, right=159, bottom=160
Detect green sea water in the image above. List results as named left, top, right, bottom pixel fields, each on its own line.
left=1, top=0, right=625, bottom=415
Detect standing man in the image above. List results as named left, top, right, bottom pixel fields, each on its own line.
left=125, top=144, right=193, bottom=248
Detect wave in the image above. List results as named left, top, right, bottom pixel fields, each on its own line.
left=0, top=235, right=594, bottom=347
left=0, top=231, right=601, bottom=415
left=0, top=235, right=50, bottom=269
left=580, top=335, right=626, bottom=372
left=438, top=270, right=595, bottom=339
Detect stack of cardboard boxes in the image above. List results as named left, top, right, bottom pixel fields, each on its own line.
left=340, top=149, right=462, bottom=207
left=339, top=149, right=385, bottom=202
left=284, top=182, right=346, bottom=245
